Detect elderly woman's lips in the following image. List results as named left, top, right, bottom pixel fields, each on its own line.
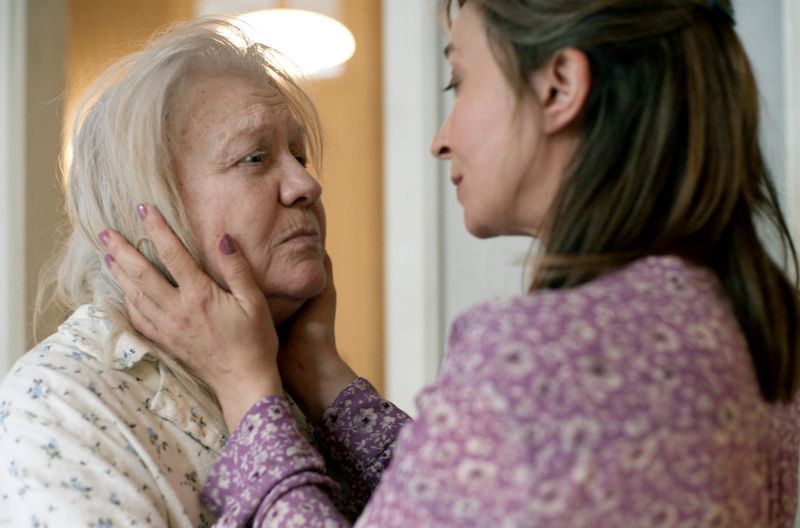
left=279, top=228, right=320, bottom=246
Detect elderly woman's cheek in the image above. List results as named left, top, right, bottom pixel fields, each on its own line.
left=259, top=241, right=325, bottom=296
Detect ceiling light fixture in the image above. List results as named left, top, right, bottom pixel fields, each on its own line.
left=236, top=7, right=355, bottom=78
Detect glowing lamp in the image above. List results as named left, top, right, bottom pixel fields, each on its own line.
left=237, top=8, right=355, bottom=78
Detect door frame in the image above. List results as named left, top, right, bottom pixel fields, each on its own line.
left=382, top=0, right=444, bottom=415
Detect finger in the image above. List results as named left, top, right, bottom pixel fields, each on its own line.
left=136, top=203, right=206, bottom=289
left=101, top=229, right=178, bottom=309
left=124, top=295, right=169, bottom=352
left=105, top=248, right=171, bottom=329
left=217, top=233, right=266, bottom=311
left=124, top=295, right=156, bottom=337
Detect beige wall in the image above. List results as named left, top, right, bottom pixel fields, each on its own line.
left=64, top=0, right=384, bottom=391
left=25, top=0, right=68, bottom=348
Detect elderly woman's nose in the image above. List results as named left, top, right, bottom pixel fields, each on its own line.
left=280, top=164, right=322, bottom=208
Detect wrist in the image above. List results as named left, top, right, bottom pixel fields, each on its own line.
left=218, top=373, right=284, bottom=430
left=292, top=354, right=357, bottom=424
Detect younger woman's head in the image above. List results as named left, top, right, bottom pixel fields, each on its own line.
left=436, top=0, right=800, bottom=403
left=431, top=2, right=586, bottom=239
left=435, top=0, right=761, bottom=260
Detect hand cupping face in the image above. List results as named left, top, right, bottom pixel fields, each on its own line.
left=100, top=204, right=283, bottom=429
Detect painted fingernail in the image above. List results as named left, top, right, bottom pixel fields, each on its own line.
left=104, top=254, right=115, bottom=268
left=219, top=234, right=236, bottom=255
left=98, top=230, right=110, bottom=246
left=136, top=203, right=147, bottom=220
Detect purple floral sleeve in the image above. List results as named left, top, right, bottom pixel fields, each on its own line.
left=318, top=377, right=411, bottom=517
left=201, top=397, right=346, bottom=526
left=202, top=378, right=410, bottom=526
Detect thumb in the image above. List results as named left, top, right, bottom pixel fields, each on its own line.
left=218, top=234, right=263, bottom=308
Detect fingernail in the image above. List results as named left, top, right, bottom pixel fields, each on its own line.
left=98, top=230, right=110, bottom=246
left=104, top=254, right=115, bottom=268
left=219, top=234, right=236, bottom=255
left=136, top=203, right=148, bottom=220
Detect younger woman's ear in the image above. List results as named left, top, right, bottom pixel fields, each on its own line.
left=529, top=48, right=591, bottom=135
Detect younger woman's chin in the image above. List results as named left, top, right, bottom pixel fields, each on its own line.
left=464, top=217, right=500, bottom=239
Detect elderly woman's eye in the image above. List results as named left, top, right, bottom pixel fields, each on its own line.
left=241, top=152, right=265, bottom=164
left=295, top=154, right=308, bottom=167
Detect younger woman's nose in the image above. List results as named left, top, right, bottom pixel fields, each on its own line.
left=430, top=119, right=452, bottom=159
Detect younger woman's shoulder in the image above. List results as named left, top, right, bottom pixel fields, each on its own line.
left=450, top=256, right=719, bottom=338
left=441, top=256, right=741, bottom=385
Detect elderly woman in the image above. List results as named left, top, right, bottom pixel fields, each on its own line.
left=0, top=18, right=334, bottom=526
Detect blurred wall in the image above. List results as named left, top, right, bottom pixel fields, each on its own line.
left=25, top=0, right=68, bottom=348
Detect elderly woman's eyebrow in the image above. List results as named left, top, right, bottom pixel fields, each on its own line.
left=288, top=120, right=307, bottom=144
left=213, top=116, right=307, bottom=163
left=214, top=121, right=272, bottom=162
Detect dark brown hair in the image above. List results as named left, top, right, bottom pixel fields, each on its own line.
left=444, top=0, right=800, bottom=403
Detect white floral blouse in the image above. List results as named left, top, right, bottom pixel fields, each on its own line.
left=0, top=305, right=228, bottom=527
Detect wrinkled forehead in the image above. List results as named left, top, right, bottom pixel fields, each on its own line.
left=173, top=71, right=284, bottom=110
left=167, top=73, right=299, bottom=141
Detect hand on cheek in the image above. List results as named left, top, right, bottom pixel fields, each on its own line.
left=101, top=204, right=283, bottom=430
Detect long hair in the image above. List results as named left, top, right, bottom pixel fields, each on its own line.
left=38, top=17, right=324, bottom=392
left=444, top=0, right=800, bottom=403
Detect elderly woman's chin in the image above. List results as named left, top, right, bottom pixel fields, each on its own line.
left=265, top=258, right=327, bottom=325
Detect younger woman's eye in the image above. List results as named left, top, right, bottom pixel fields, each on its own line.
left=295, top=154, right=308, bottom=168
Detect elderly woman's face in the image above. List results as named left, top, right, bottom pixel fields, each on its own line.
left=170, top=74, right=326, bottom=323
